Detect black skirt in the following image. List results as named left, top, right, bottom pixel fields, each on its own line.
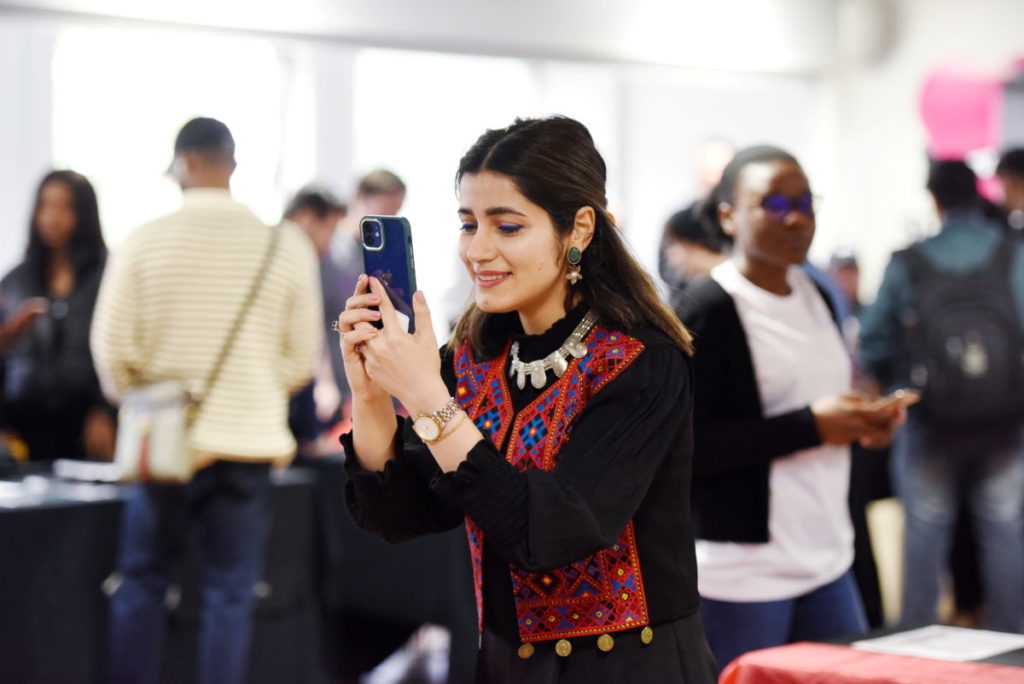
left=475, top=612, right=718, bottom=684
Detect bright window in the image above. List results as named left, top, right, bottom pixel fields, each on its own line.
left=51, top=26, right=302, bottom=248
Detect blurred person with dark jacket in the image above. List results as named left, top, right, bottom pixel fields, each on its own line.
left=997, top=148, right=1024, bottom=233
left=662, top=201, right=729, bottom=307
left=322, top=170, right=406, bottom=421
left=859, top=159, right=1024, bottom=632
left=283, top=186, right=348, bottom=453
left=0, top=170, right=114, bottom=461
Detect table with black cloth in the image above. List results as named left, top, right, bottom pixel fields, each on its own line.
left=0, top=464, right=323, bottom=684
left=0, top=459, right=477, bottom=684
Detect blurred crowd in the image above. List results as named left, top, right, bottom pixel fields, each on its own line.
left=3, top=113, right=1024, bottom=682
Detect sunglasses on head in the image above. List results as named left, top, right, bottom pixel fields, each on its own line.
left=760, top=192, right=815, bottom=220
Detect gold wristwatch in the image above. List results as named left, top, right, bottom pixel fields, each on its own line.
left=412, top=398, right=460, bottom=443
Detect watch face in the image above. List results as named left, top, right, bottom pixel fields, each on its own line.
left=413, top=416, right=441, bottom=441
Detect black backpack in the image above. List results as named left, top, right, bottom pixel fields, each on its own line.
left=900, top=237, right=1024, bottom=424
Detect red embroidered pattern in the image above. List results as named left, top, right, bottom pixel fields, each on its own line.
left=454, top=327, right=649, bottom=641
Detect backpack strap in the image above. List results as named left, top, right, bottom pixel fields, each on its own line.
left=902, top=234, right=1015, bottom=285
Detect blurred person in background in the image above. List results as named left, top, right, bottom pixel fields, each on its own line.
left=0, top=170, right=114, bottom=462
left=92, top=117, right=322, bottom=684
left=996, top=147, right=1024, bottom=233
left=859, top=159, right=1024, bottom=633
left=677, top=146, right=904, bottom=668
left=323, top=170, right=406, bottom=423
left=659, top=138, right=734, bottom=300
left=661, top=201, right=729, bottom=306
left=283, top=186, right=348, bottom=454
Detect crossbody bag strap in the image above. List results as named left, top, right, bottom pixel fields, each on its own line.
left=190, top=227, right=282, bottom=420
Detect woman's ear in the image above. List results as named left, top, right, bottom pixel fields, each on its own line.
left=717, top=202, right=736, bottom=238
left=571, top=206, right=596, bottom=251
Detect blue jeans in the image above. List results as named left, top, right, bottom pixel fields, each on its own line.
left=699, top=570, right=867, bottom=669
left=108, top=461, right=273, bottom=684
left=893, top=417, right=1024, bottom=632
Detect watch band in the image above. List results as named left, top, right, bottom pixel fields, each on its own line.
left=422, top=409, right=468, bottom=446
left=431, top=398, right=460, bottom=426
left=413, top=397, right=460, bottom=442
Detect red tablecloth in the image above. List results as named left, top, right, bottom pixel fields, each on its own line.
left=720, top=642, right=1024, bottom=684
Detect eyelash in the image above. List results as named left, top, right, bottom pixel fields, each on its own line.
left=458, top=223, right=524, bottom=234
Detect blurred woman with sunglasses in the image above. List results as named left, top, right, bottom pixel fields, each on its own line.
left=0, top=170, right=114, bottom=461
left=675, top=146, right=903, bottom=669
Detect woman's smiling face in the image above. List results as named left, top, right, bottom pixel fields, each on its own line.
left=457, top=171, right=573, bottom=335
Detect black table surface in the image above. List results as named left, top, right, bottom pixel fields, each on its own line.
left=0, top=459, right=478, bottom=684
left=0, top=464, right=323, bottom=684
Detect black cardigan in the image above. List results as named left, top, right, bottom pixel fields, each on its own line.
left=675, top=275, right=835, bottom=543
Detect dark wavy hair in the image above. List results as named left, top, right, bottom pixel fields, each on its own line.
left=450, top=116, right=693, bottom=358
left=25, top=170, right=106, bottom=288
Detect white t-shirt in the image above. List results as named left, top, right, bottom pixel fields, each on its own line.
left=695, top=261, right=854, bottom=602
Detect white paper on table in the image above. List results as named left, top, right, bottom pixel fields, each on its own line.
left=852, top=625, right=1024, bottom=662
left=53, top=458, right=123, bottom=482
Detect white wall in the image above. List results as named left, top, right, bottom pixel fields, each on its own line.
left=0, top=0, right=837, bottom=74
left=0, top=17, right=53, bottom=276
left=4, top=0, right=1023, bottom=306
left=833, top=0, right=1024, bottom=299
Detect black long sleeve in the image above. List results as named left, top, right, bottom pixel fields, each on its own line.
left=678, top=278, right=822, bottom=477
left=432, top=342, right=690, bottom=572
left=343, top=340, right=690, bottom=571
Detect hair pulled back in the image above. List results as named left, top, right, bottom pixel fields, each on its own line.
left=452, top=116, right=693, bottom=358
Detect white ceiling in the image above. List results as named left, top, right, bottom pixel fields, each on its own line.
left=0, top=0, right=841, bottom=74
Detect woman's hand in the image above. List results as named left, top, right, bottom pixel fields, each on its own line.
left=82, top=407, right=116, bottom=461
left=856, top=399, right=909, bottom=449
left=335, top=274, right=386, bottom=402
left=359, top=277, right=449, bottom=416
left=0, top=297, right=48, bottom=352
left=811, top=393, right=890, bottom=446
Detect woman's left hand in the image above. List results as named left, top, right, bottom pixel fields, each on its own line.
left=83, top=407, right=116, bottom=461
left=856, top=402, right=908, bottom=449
left=358, top=277, right=450, bottom=415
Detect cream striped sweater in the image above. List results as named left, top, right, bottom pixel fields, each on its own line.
left=90, top=188, right=323, bottom=463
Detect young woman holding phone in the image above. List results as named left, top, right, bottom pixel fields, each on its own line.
left=335, top=116, right=716, bottom=683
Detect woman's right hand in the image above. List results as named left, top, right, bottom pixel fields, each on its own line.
left=810, top=393, right=887, bottom=445
left=335, top=274, right=387, bottom=401
left=0, top=297, right=48, bottom=352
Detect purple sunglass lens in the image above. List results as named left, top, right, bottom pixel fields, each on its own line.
left=762, top=193, right=814, bottom=218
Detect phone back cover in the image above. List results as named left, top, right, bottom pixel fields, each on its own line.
left=362, top=216, right=417, bottom=329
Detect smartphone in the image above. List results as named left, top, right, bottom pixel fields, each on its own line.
left=869, top=388, right=921, bottom=411
left=360, top=215, right=417, bottom=333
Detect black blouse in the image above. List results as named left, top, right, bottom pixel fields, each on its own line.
left=342, top=307, right=701, bottom=646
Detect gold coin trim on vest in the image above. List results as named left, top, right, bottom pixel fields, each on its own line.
left=517, top=643, right=535, bottom=659
left=640, top=626, right=654, bottom=645
left=555, top=639, right=573, bottom=657
left=597, top=633, right=615, bottom=652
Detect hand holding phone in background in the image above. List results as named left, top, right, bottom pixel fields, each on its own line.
left=857, top=388, right=920, bottom=449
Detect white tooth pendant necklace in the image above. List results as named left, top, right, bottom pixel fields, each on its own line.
left=509, top=311, right=597, bottom=390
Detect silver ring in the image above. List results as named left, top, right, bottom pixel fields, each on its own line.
left=331, top=320, right=343, bottom=333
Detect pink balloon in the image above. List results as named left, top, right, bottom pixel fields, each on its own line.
left=919, top=64, right=1003, bottom=160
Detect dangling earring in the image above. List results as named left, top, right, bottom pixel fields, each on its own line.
left=566, top=246, right=583, bottom=285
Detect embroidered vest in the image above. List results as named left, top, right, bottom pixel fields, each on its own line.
left=454, top=325, right=649, bottom=642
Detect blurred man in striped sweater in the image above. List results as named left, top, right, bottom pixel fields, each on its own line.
left=92, top=117, right=322, bottom=684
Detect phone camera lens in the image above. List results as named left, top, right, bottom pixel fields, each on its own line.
left=361, top=219, right=385, bottom=249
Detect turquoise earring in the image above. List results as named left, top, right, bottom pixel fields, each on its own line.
left=566, top=247, right=583, bottom=285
